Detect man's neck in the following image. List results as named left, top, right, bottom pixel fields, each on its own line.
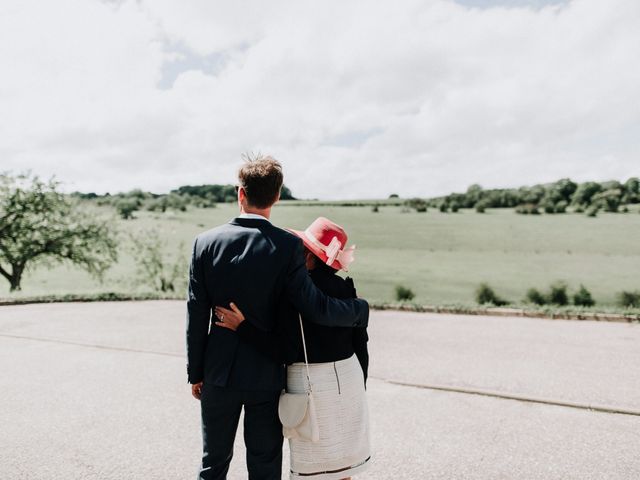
left=240, top=205, right=272, bottom=220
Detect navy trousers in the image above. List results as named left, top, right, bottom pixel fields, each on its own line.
left=198, top=385, right=283, bottom=480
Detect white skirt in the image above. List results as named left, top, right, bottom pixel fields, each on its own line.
left=287, top=354, right=371, bottom=480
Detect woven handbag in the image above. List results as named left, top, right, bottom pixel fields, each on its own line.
left=278, top=316, right=320, bottom=442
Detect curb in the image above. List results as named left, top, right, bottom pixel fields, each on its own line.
left=1, top=297, right=638, bottom=323
left=371, top=303, right=640, bottom=323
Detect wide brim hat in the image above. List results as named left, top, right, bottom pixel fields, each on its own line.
left=289, top=217, right=356, bottom=272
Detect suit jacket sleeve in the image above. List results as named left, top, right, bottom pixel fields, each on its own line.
left=186, top=237, right=211, bottom=384
left=283, top=239, right=369, bottom=328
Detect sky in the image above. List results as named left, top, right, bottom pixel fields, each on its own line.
left=1, top=0, right=638, bottom=199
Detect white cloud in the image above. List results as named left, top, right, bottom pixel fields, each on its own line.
left=0, top=0, right=638, bottom=198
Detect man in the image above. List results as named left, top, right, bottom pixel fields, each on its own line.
left=186, top=155, right=369, bottom=480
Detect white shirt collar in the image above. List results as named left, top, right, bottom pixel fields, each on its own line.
left=238, top=213, right=270, bottom=222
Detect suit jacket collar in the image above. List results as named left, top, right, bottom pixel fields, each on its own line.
left=229, top=217, right=272, bottom=227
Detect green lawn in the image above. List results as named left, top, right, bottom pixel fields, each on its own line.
left=5, top=203, right=640, bottom=307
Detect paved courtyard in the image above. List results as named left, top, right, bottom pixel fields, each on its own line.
left=1, top=301, right=639, bottom=479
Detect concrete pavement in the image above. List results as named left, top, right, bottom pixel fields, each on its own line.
left=1, top=301, right=639, bottom=479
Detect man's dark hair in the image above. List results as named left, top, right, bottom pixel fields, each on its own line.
left=238, top=153, right=284, bottom=209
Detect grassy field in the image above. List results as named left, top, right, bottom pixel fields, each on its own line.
left=4, top=202, right=640, bottom=308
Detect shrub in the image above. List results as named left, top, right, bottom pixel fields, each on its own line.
left=555, top=200, right=568, bottom=213
left=515, top=204, right=540, bottom=215
left=543, top=203, right=555, bottom=214
left=592, top=188, right=622, bottom=212
left=115, top=198, right=140, bottom=219
left=586, top=205, right=599, bottom=217
left=548, top=282, right=569, bottom=306
left=617, top=291, right=640, bottom=308
left=405, top=198, right=428, bottom=212
left=573, top=285, right=595, bottom=307
left=451, top=203, right=460, bottom=213
left=526, top=288, right=547, bottom=305
left=439, top=203, right=448, bottom=213
left=475, top=201, right=487, bottom=213
left=371, top=205, right=379, bottom=213
left=129, top=230, right=187, bottom=292
left=395, top=285, right=415, bottom=302
left=475, top=283, right=508, bottom=306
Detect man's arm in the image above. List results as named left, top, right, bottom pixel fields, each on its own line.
left=283, top=239, right=369, bottom=328
left=186, top=237, right=211, bottom=385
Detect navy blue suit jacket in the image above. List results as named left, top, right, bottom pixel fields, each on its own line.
left=186, top=217, right=369, bottom=390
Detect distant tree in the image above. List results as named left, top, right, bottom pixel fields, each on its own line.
left=592, top=189, right=622, bottom=212
left=553, top=178, right=578, bottom=203
left=165, top=193, right=188, bottom=211
left=172, top=183, right=294, bottom=203
left=515, top=204, right=539, bottom=215
left=115, top=198, right=140, bottom=219
left=519, top=185, right=546, bottom=205
left=129, top=230, right=187, bottom=292
left=571, top=182, right=602, bottom=207
left=623, top=177, right=639, bottom=204
left=465, top=184, right=484, bottom=207
left=541, top=199, right=556, bottom=214
left=123, top=188, right=150, bottom=201
left=280, top=185, right=296, bottom=200
left=146, top=197, right=169, bottom=213
left=70, top=191, right=98, bottom=200
left=586, top=204, right=600, bottom=217
left=405, top=198, right=428, bottom=212
left=388, top=193, right=399, bottom=199
left=0, top=173, right=118, bottom=291
left=600, top=180, right=623, bottom=192
left=554, top=200, right=568, bottom=213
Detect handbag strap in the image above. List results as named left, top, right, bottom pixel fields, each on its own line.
left=298, top=315, right=313, bottom=393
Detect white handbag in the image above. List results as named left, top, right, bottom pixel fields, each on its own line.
left=278, top=316, right=320, bottom=442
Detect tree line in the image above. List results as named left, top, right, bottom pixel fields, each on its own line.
left=73, top=183, right=296, bottom=219
left=419, top=177, right=639, bottom=215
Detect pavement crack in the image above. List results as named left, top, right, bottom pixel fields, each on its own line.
left=0, top=332, right=182, bottom=358
left=374, top=378, right=640, bottom=418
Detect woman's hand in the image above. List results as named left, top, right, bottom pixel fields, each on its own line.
left=214, top=302, right=245, bottom=331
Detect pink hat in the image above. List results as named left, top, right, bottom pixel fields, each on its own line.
left=289, top=217, right=356, bottom=271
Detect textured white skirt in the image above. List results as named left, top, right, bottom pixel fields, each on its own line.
left=287, top=354, right=371, bottom=480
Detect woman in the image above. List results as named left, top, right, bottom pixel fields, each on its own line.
left=215, top=217, right=371, bottom=480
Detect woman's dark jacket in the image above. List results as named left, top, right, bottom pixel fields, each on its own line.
left=236, top=265, right=369, bottom=382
